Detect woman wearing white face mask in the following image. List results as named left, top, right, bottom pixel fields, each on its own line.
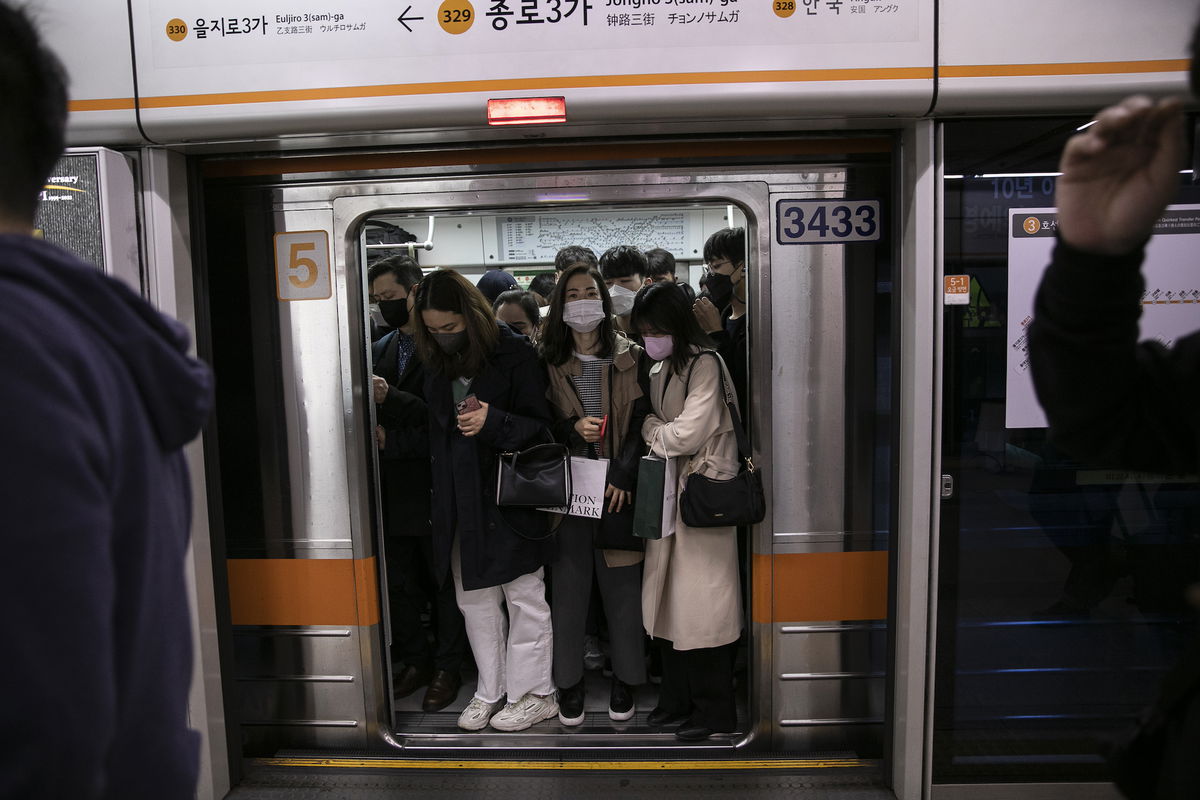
left=630, top=281, right=743, bottom=743
left=540, top=264, right=650, bottom=727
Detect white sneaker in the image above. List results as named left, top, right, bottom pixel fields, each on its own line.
left=457, top=697, right=502, bottom=731
left=489, top=692, right=560, bottom=732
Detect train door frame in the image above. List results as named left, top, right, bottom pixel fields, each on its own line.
left=329, top=176, right=774, bottom=748
left=195, top=137, right=940, bottom=795
left=892, top=120, right=940, bottom=799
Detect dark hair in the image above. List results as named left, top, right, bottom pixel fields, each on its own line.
left=702, top=227, right=746, bottom=266
left=554, top=245, right=597, bottom=272
left=367, top=254, right=423, bottom=291
left=493, top=289, right=541, bottom=334
left=411, top=269, right=499, bottom=379
left=0, top=4, right=68, bottom=223
left=630, top=281, right=713, bottom=376
left=528, top=272, right=557, bottom=302
left=540, top=264, right=616, bottom=366
left=476, top=267, right=519, bottom=304
left=598, top=245, right=648, bottom=282
left=644, top=248, right=677, bottom=280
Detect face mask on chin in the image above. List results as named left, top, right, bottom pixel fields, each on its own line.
left=608, top=284, right=637, bottom=316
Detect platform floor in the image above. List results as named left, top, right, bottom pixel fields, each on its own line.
left=228, top=761, right=895, bottom=799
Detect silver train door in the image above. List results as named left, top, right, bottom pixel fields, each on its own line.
left=206, top=153, right=899, bottom=761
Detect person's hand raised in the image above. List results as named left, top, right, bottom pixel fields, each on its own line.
left=1056, top=95, right=1185, bottom=256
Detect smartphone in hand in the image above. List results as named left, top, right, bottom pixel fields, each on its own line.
left=456, top=393, right=482, bottom=415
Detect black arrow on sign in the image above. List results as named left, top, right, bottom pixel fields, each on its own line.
left=397, top=5, right=424, bottom=31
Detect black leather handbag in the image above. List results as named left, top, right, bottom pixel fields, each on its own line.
left=678, top=352, right=765, bottom=528
left=495, top=441, right=571, bottom=508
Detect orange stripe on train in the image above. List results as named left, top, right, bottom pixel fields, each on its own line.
left=227, top=557, right=379, bottom=626
left=753, top=551, right=888, bottom=625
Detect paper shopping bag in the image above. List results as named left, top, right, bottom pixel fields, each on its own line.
left=634, top=455, right=677, bottom=539
left=540, top=456, right=608, bottom=518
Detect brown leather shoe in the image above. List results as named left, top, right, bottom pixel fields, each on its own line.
left=394, top=664, right=433, bottom=699
left=421, top=669, right=462, bottom=712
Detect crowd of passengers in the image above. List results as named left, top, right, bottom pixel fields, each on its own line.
left=367, top=230, right=749, bottom=741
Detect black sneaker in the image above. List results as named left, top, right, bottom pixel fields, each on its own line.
left=558, top=680, right=585, bottom=726
left=608, top=677, right=635, bottom=722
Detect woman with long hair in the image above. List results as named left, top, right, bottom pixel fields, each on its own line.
left=409, top=269, right=559, bottom=732
left=630, top=281, right=743, bottom=742
left=540, top=264, right=649, bottom=726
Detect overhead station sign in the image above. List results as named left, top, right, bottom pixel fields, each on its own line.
left=129, top=0, right=932, bottom=139
left=147, top=0, right=919, bottom=68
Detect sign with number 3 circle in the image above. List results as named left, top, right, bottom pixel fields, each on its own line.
left=274, top=231, right=332, bottom=301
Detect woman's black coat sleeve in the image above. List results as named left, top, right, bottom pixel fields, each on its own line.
left=476, top=347, right=554, bottom=451
left=377, top=385, right=426, bottom=430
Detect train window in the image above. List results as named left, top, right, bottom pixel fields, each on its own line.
left=935, top=116, right=1200, bottom=783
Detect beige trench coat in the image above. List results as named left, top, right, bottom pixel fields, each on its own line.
left=641, top=349, right=742, bottom=650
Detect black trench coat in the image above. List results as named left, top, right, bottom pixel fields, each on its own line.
left=423, top=324, right=557, bottom=590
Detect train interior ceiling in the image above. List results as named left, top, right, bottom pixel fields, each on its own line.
left=200, top=149, right=895, bottom=757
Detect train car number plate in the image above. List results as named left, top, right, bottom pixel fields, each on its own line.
left=776, top=199, right=881, bottom=245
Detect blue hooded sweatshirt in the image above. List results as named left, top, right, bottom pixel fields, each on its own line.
left=0, top=235, right=212, bottom=799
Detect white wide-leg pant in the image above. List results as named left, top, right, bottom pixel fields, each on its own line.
left=451, top=537, right=554, bottom=704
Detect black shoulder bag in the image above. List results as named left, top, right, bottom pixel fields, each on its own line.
left=678, top=351, right=765, bottom=528
left=495, top=435, right=570, bottom=541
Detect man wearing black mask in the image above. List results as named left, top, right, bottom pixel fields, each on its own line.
left=692, top=227, right=748, bottom=411
left=368, top=255, right=468, bottom=712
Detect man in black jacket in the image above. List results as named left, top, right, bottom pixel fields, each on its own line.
left=1027, top=33, right=1199, bottom=798
left=692, top=227, right=748, bottom=412
left=369, top=256, right=468, bottom=712
left=0, top=5, right=212, bottom=797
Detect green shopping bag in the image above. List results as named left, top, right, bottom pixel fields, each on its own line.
left=633, top=456, right=677, bottom=540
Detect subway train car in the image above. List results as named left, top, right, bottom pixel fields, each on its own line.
left=25, top=0, right=1200, bottom=797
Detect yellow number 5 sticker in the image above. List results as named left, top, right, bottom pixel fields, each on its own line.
left=274, top=231, right=332, bottom=301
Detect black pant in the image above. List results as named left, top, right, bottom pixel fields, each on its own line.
left=655, top=639, right=736, bottom=731
left=386, top=535, right=467, bottom=673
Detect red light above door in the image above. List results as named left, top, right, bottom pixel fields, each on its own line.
left=487, top=97, right=567, bottom=126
